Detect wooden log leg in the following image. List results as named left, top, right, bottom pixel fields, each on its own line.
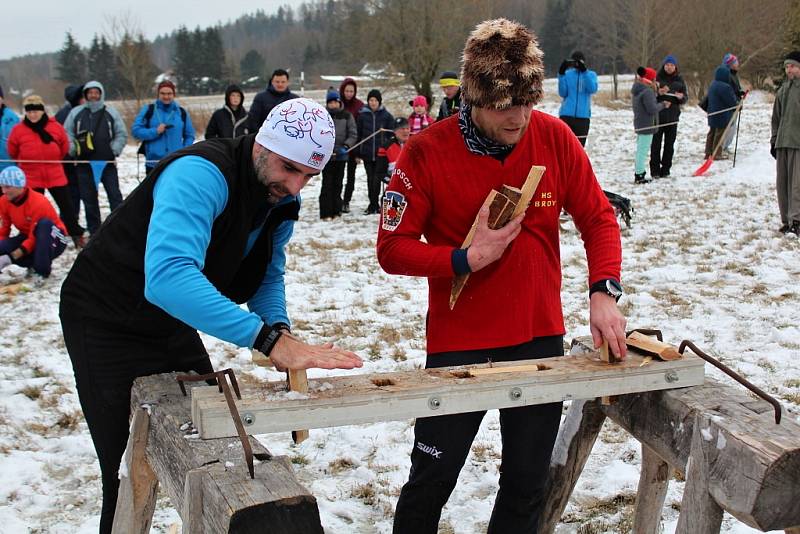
left=288, top=369, right=310, bottom=443
left=181, top=469, right=204, bottom=534
left=675, top=420, right=724, bottom=534
left=633, top=443, right=672, bottom=534
left=112, top=407, right=159, bottom=534
left=785, top=528, right=800, bottom=534
left=536, top=399, right=608, bottom=534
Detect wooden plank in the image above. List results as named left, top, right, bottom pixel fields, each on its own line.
left=536, top=398, right=607, bottom=533
left=627, top=331, right=682, bottom=360
left=111, top=407, right=159, bottom=534
left=193, top=350, right=704, bottom=439
left=633, top=444, right=672, bottom=534
left=132, top=373, right=323, bottom=533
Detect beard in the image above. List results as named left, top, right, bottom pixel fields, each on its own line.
left=254, top=148, right=290, bottom=203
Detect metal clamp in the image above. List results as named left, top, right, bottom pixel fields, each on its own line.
left=176, top=369, right=255, bottom=478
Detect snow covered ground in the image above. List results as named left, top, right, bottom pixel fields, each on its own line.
left=0, top=87, right=797, bottom=534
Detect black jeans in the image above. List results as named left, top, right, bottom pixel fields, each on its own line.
left=60, top=314, right=214, bottom=534
left=363, top=160, right=380, bottom=212
left=393, top=335, right=564, bottom=534
left=650, top=123, right=678, bottom=176
left=319, top=159, right=346, bottom=218
left=343, top=153, right=358, bottom=205
left=559, top=116, right=590, bottom=147
left=33, top=185, right=84, bottom=237
left=75, top=163, right=124, bottom=234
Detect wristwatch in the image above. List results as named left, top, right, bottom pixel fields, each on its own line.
left=589, top=279, right=623, bottom=302
left=255, top=325, right=283, bottom=356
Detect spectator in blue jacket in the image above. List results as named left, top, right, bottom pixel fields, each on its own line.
left=704, top=66, right=738, bottom=160
left=357, top=89, right=394, bottom=215
left=0, top=85, right=20, bottom=173
left=558, top=51, right=598, bottom=147
left=132, top=80, right=194, bottom=171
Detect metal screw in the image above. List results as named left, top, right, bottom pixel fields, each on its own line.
left=242, top=412, right=255, bottom=426
left=665, top=370, right=679, bottom=383
left=428, top=396, right=441, bottom=410
left=509, top=387, right=522, bottom=401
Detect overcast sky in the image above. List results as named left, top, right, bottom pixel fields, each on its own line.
left=3, top=0, right=304, bottom=60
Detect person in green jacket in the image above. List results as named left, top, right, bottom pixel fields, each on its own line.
left=771, top=51, right=800, bottom=237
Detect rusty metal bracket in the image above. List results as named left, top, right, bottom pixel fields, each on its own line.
left=626, top=328, right=664, bottom=342
left=176, top=369, right=255, bottom=478
left=678, top=340, right=782, bottom=425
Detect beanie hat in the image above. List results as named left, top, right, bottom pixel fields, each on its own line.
left=64, top=84, right=84, bottom=107
left=636, top=67, right=657, bottom=82
left=439, top=70, right=460, bottom=87
left=723, top=53, right=738, bottom=67
left=367, top=89, right=382, bottom=104
left=784, top=50, right=800, bottom=67
left=570, top=51, right=585, bottom=63
left=22, top=94, right=46, bottom=111
left=157, top=80, right=176, bottom=93
left=255, top=98, right=335, bottom=171
left=326, top=89, right=341, bottom=103
left=0, top=166, right=26, bottom=188
left=663, top=54, right=678, bottom=67
left=394, top=116, right=409, bottom=130
left=411, top=95, right=428, bottom=108
left=460, top=18, right=545, bottom=109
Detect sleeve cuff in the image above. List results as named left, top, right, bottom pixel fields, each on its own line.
left=451, top=248, right=471, bottom=275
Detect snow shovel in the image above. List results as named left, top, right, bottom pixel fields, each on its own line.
left=693, top=91, right=748, bottom=176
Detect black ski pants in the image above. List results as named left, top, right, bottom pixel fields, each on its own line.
left=650, top=123, right=678, bottom=176
left=363, top=160, right=380, bottom=213
left=559, top=116, right=591, bottom=147
left=319, top=159, right=346, bottom=218
left=393, top=335, right=564, bottom=534
left=60, top=312, right=213, bottom=534
left=343, top=153, right=358, bottom=205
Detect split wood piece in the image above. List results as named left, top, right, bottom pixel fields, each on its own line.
left=112, top=407, right=158, bottom=534
left=569, top=336, right=800, bottom=532
left=626, top=331, right=682, bottom=360
left=130, top=372, right=323, bottom=533
left=0, top=282, right=26, bottom=295
left=449, top=165, right=545, bottom=309
left=191, top=350, right=703, bottom=440
left=465, top=363, right=545, bottom=376
left=288, top=369, right=310, bottom=444
left=599, top=339, right=616, bottom=405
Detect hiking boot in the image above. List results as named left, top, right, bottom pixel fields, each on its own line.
left=779, top=223, right=791, bottom=234
left=342, top=202, right=350, bottom=213
left=634, top=172, right=650, bottom=184
left=650, top=169, right=660, bottom=179
left=660, top=170, right=670, bottom=178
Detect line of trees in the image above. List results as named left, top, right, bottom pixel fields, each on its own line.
left=2, top=0, right=798, bottom=107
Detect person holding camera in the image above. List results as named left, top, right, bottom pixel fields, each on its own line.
left=558, top=51, right=598, bottom=147
left=63, top=81, right=127, bottom=236
left=132, top=80, right=195, bottom=173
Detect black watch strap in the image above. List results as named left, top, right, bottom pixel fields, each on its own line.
left=589, top=279, right=623, bottom=302
left=254, top=324, right=283, bottom=356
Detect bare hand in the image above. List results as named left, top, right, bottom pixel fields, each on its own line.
left=269, top=333, right=363, bottom=371
left=466, top=201, right=523, bottom=272
left=589, top=293, right=627, bottom=360
left=156, top=123, right=167, bottom=134
left=663, top=101, right=672, bottom=108
left=658, top=85, right=669, bottom=94
left=675, top=92, right=684, bottom=99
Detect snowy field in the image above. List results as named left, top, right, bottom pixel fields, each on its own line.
left=0, top=86, right=798, bottom=533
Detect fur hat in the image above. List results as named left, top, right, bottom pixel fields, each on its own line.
left=784, top=51, right=800, bottom=67
left=460, top=18, right=544, bottom=109
left=22, top=94, right=45, bottom=111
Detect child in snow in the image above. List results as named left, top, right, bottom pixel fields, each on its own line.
left=0, top=166, right=69, bottom=278
left=631, top=67, right=669, bottom=183
left=408, top=95, right=435, bottom=135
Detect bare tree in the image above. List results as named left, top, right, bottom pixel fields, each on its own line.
left=104, top=12, right=158, bottom=105
left=571, top=0, right=631, bottom=98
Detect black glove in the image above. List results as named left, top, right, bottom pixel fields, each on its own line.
left=558, top=60, right=570, bottom=76
left=771, top=144, right=777, bottom=159
left=576, top=60, right=587, bottom=72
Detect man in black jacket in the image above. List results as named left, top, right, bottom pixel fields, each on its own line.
left=247, top=69, right=299, bottom=132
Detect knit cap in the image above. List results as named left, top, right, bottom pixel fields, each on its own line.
left=255, top=98, right=335, bottom=171
left=439, top=71, right=460, bottom=88
left=0, top=166, right=26, bottom=188
left=157, top=80, right=177, bottom=93
left=326, top=89, right=341, bottom=103
left=723, top=53, right=738, bottom=67
left=411, top=95, right=428, bottom=108
left=663, top=55, right=678, bottom=67
left=367, top=89, right=382, bottom=104
left=784, top=51, right=800, bottom=67
left=637, top=67, right=657, bottom=82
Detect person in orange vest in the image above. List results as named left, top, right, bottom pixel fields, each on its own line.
left=0, top=165, right=68, bottom=278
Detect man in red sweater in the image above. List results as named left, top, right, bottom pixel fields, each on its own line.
left=377, top=19, right=627, bottom=533
left=0, top=166, right=68, bottom=278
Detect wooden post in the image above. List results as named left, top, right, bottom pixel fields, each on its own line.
left=111, top=407, right=159, bottom=534
left=288, top=369, right=310, bottom=444
left=633, top=443, right=672, bottom=534
left=536, top=399, right=607, bottom=533
left=675, top=418, right=724, bottom=534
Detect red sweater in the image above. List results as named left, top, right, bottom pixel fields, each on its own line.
left=0, top=188, right=67, bottom=254
left=376, top=112, right=621, bottom=354
left=7, top=119, right=70, bottom=189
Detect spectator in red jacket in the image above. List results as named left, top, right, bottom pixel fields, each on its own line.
left=7, top=95, right=85, bottom=245
left=377, top=19, right=626, bottom=533
left=0, top=166, right=68, bottom=278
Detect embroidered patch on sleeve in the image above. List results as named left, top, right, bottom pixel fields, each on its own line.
left=381, top=191, right=408, bottom=231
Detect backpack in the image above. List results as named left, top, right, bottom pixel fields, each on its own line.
left=137, top=103, right=188, bottom=155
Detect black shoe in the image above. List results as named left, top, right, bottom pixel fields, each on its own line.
left=650, top=170, right=660, bottom=179
left=779, top=223, right=791, bottom=234
left=342, top=202, right=350, bottom=213
left=634, top=172, right=650, bottom=184
left=660, top=170, right=670, bottom=178
left=363, top=207, right=378, bottom=215
left=789, top=221, right=800, bottom=237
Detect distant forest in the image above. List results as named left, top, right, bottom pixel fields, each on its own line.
left=1, top=0, right=798, bottom=106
